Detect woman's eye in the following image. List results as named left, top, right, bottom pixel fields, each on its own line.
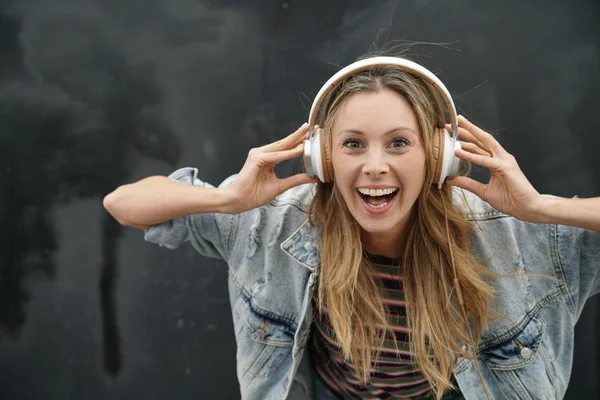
left=342, top=139, right=362, bottom=149
left=390, top=138, right=409, bottom=149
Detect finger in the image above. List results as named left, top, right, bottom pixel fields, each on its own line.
left=278, top=173, right=318, bottom=193
left=447, top=123, right=478, bottom=143
left=461, top=142, right=489, bottom=156
left=446, top=176, right=487, bottom=200
left=455, top=147, right=502, bottom=170
left=460, top=142, right=492, bottom=157
left=457, top=116, right=504, bottom=155
left=261, top=143, right=305, bottom=165
left=261, top=123, right=309, bottom=152
left=458, top=128, right=489, bottom=152
left=447, top=124, right=491, bottom=154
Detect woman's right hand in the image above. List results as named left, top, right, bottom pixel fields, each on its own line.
left=224, top=123, right=318, bottom=214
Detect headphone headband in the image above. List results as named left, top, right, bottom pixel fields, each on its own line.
left=307, top=56, right=458, bottom=139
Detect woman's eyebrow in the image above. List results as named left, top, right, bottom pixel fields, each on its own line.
left=336, top=127, right=418, bottom=137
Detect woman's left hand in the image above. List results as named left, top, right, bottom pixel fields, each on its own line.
left=446, top=115, right=543, bottom=222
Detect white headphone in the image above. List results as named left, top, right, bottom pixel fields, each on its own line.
left=303, top=56, right=461, bottom=189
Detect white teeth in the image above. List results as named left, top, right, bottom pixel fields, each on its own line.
left=357, top=187, right=398, bottom=196
left=366, top=201, right=389, bottom=209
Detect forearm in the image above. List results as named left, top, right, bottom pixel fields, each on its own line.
left=103, top=176, right=237, bottom=227
left=532, top=196, right=600, bottom=231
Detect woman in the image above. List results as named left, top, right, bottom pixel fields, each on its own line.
left=103, top=57, right=600, bottom=400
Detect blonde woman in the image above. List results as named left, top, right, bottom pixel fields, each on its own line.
left=103, top=57, right=600, bottom=400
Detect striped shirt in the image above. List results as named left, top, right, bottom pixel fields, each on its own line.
left=310, top=254, right=434, bottom=399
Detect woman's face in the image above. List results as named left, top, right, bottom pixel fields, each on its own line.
left=330, top=88, right=427, bottom=247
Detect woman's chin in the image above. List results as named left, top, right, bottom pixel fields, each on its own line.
left=350, top=203, right=414, bottom=239
left=354, top=216, right=400, bottom=235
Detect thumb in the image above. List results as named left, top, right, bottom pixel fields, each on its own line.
left=278, top=173, right=318, bottom=194
left=447, top=176, right=486, bottom=199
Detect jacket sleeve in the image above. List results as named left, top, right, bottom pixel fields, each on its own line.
left=143, top=167, right=238, bottom=262
left=556, top=223, right=600, bottom=318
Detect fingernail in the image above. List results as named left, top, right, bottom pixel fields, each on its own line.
left=301, top=122, right=308, bottom=128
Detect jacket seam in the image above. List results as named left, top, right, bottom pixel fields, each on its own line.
left=549, top=224, right=576, bottom=316
left=508, top=370, right=534, bottom=400
left=225, top=213, right=240, bottom=263
left=248, top=297, right=298, bottom=331
left=537, top=343, right=560, bottom=395
left=269, top=198, right=310, bottom=213
left=465, top=212, right=510, bottom=222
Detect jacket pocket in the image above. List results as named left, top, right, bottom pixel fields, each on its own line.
left=480, top=314, right=544, bottom=370
left=478, top=315, right=557, bottom=400
left=236, top=295, right=295, bottom=381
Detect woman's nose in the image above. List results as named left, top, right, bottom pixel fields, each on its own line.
left=362, top=150, right=389, bottom=178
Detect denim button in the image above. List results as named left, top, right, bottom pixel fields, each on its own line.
left=520, top=347, right=532, bottom=360
left=255, top=328, right=267, bottom=340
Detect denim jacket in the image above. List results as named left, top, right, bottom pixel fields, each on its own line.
left=145, top=167, right=600, bottom=400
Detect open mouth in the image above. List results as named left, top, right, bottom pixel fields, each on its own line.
left=356, top=187, right=399, bottom=210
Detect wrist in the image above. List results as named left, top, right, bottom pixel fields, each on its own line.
left=528, top=195, right=555, bottom=224
left=219, top=186, right=243, bottom=214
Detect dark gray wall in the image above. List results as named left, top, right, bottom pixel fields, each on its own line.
left=0, top=0, right=598, bottom=398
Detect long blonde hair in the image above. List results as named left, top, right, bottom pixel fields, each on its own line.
left=309, top=64, right=497, bottom=399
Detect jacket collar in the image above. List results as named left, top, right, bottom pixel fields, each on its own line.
left=280, top=219, right=321, bottom=272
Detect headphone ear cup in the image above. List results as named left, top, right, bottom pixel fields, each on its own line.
left=321, top=129, right=334, bottom=183
left=431, top=128, right=445, bottom=185
left=307, top=128, right=326, bottom=182
left=435, top=128, right=462, bottom=188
